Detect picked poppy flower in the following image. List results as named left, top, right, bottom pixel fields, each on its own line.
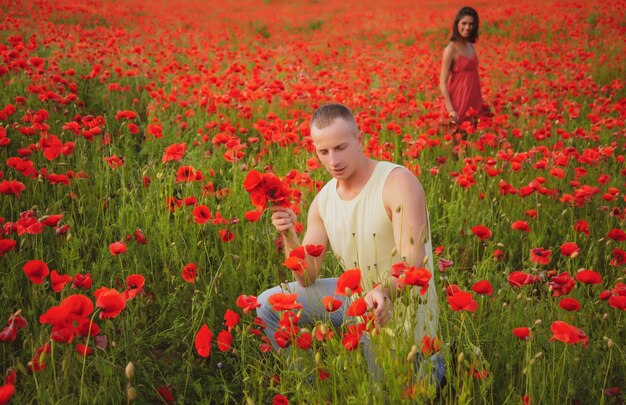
left=268, top=293, right=302, bottom=311
left=181, top=263, right=197, bottom=283
left=558, top=297, right=581, bottom=311
left=471, top=280, right=493, bottom=296
left=217, top=330, right=233, bottom=352
left=94, top=288, right=126, bottom=319
left=235, top=294, right=260, bottom=314
left=346, top=297, right=367, bottom=317
left=471, top=225, right=492, bottom=240
left=322, top=296, right=343, bottom=312
left=549, top=321, right=588, bottom=346
left=191, top=206, right=211, bottom=225
left=560, top=242, right=579, bottom=258
left=447, top=291, right=478, bottom=312
left=574, top=269, right=601, bottom=285
left=50, top=270, right=72, bottom=293
left=195, top=324, right=213, bottom=357
left=23, top=259, right=50, bottom=284
left=335, top=268, right=362, bottom=296
left=530, top=248, right=551, bottom=265
left=512, top=327, right=531, bottom=340
left=109, top=241, right=127, bottom=256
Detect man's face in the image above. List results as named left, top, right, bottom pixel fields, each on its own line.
left=311, top=117, right=362, bottom=180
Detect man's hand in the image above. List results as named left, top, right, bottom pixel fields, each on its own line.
left=364, top=286, right=393, bottom=326
left=270, top=206, right=297, bottom=234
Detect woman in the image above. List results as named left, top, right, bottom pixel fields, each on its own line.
left=439, top=6, right=486, bottom=128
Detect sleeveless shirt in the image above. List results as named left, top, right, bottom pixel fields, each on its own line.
left=317, top=161, right=439, bottom=342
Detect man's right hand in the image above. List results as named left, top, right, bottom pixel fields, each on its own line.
left=270, top=206, right=297, bottom=234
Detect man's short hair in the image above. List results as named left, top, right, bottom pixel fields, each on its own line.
left=310, top=103, right=358, bottom=135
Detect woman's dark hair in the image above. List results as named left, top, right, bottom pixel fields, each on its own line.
left=450, top=6, right=479, bottom=43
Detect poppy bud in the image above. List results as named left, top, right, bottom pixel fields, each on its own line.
left=315, top=351, right=321, bottom=364
left=125, top=362, right=134, bottom=380
left=407, top=345, right=418, bottom=362
left=126, top=385, right=137, bottom=401
left=457, top=352, right=465, bottom=365
left=246, top=397, right=255, bottom=405
left=534, top=319, right=542, bottom=326
left=534, top=352, right=543, bottom=360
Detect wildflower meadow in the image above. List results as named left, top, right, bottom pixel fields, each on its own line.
left=0, top=0, right=625, bottom=403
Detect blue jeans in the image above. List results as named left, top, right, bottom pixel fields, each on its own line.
left=256, top=278, right=445, bottom=386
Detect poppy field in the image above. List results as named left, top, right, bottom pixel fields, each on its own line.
left=0, top=0, right=625, bottom=403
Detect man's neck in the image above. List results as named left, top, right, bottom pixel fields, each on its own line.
left=336, top=157, right=377, bottom=199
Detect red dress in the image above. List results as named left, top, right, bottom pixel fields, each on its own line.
left=447, top=53, right=484, bottom=124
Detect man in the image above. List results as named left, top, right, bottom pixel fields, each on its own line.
left=257, top=103, right=442, bottom=384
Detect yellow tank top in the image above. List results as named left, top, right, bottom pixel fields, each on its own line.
left=317, top=160, right=439, bottom=342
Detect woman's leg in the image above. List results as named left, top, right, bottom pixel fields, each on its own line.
left=256, top=278, right=347, bottom=350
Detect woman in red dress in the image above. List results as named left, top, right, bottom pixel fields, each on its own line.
left=439, top=7, right=485, bottom=128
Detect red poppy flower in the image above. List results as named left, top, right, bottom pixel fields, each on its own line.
left=1, top=182, right=23, bottom=203
left=195, top=324, right=213, bottom=357
left=134, top=229, right=147, bottom=244
left=182, top=263, right=197, bottom=283
left=40, top=214, right=62, bottom=227
left=512, top=327, right=531, bottom=340
left=50, top=270, right=72, bottom=293
left=192, top=205, right=212, bottom=224
left=162, top=143, right=186, bottom=163
left=508, top=271, right=541, bottom=287
left=76, top=343, right=93, bottom=356
left=335, top=268, right=362, bottom=296
left=322, top=296, right=342, bottom=312
left=115, top=110, right=138, bottom=120
left=558, top=297, right=581, bottom=311
left=304, top=244, right=324, bottom=257
left=611, top=248, right=626, bottom=266
left=447, top=291, right=478, bottom=312
left=346, top=297, right=367, bottom=317
left=219, top=229, right=235, bottom=242
left=273, top=394, right=289, bottom=405
left=296, top=332, right=312, bottom=350
left=157, top=386, right=175, bottom=405
left=23, top=259, right=50, bottom=284
left=223, top=309, right=240, bottom=331
left=471, top=225, right=492, bottom=240
left=125, top=274, right=145, bottom=299
left=511, top=220, right=530, bottom=233
left=471, top=280, right=493, bottom=296
left=608, top=295, right=626, bottom=311
left=607, top=228, right=626, bottom=242
left=283, top=255, right=306, bottom=275
left=575, top=269, right=602, bottom=285
left=268, top=293, right=303, bottom=312
left=109, top=241, right=127, bottom=256
left=244, top=209, right=262, bottom=222
left=73, top=273, right=93, bottom=289
left=235, top=294, right=260, bottom=314
left=574, top=220, right=590, bottom=236
left=104, top=154, right=124, bottom=169
left=560, top=242, right=579, bottom=258
left=0, top=239, right=17, bottom=256
left=0, top=382, right=15, bottom=404
left=530, top=248, right=551, bottom=265
left=437, top=258, right=454, bottom=272
left=94, top=288, right=126, bottom=319
left=217, top=330, right=233, bottom=352
left=549, top=321, right=588, bottom=346
left=342, top=332, right=360, bottom=351
left=420, top=335, right=441, bottom=355
left=399, top=266, right=432, bottom=295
